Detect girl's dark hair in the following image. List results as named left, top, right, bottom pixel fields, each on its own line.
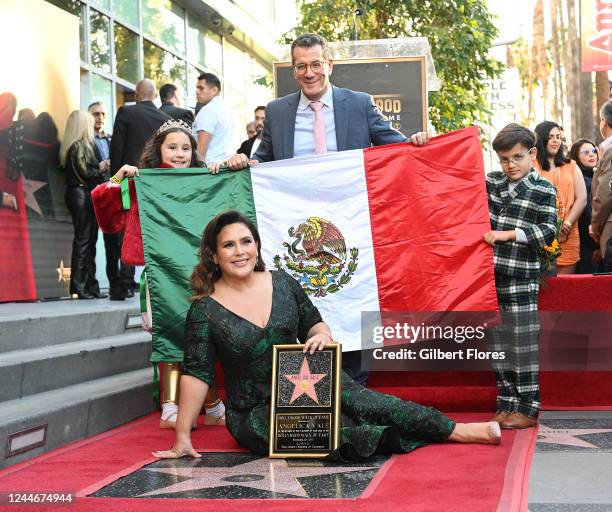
left=138, top=126, right=202, bottom=168
left=534, top=121, right=570, bottom=170
left=190, top=210, right=265, bottom=301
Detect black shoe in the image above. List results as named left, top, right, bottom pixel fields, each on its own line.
left=91, top=292, right=108, bottom=299
left=109, top=287, right=128, bottom=301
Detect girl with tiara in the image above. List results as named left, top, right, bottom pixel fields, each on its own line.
left=92, top=119, right=226, bottom=429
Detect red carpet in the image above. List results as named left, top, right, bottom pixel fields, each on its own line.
left=0, top=412, right=536, bottom=512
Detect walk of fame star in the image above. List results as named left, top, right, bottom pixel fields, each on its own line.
left=284, top=357, right=326, bottom=404
left=22, top=178, right=46, bottom=216
left=56, top=260, right=70, bottom=282
left=537, top=425, right=612, bottom=448
left=139, top=457, right=379, bottom=498
left=91, top=453, right=389, bottom=500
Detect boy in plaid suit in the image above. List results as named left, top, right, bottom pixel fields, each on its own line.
left=484, top=124, right=557, bottom=429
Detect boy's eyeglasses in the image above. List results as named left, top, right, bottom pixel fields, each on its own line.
left=580, top=148, right=598, bottom=155
left=499, top=147, right=535, bottom=166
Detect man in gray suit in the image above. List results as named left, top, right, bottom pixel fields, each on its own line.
left=227, top=32, right=429, bottom=168
left=591, top=101, right=612, bottom=270
left=225, top=33, right=430, bottom=384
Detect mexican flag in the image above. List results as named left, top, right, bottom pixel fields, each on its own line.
left=136, top=126, right=498, bottom=360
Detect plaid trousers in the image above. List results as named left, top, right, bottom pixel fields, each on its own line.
left=490, top=273, right=541, bottom=418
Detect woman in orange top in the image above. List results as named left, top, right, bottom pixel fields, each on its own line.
left=533, top=122, right=587, bottom=273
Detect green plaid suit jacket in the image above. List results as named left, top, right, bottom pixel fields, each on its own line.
left=486, top=169, right=557, bottom=279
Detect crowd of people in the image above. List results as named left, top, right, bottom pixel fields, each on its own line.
left=27, top=32, right=612, bottom=461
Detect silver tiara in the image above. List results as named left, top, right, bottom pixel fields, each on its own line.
left=157, top=119, right=191, bottom=135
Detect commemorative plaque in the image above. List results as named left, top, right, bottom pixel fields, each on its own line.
left=269, top=344, right=341, bottom=458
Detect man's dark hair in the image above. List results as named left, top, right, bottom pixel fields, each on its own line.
left=492, top=123, right=536, bottom=153
left=290, top=33, right=331, bottom=64
left=255, top=105, right=266, bottom=113
left=601, top=101, right=612, bottom=129
left=87, top=101, right=103, bottom=111
left=197, top=72, right=221, bottom=92
left=534, top=120, right=570, bottom=171
left=159, top=83, right=177, bottom=102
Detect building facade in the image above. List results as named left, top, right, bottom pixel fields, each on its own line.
left=46, top=0, right=296, bottom=136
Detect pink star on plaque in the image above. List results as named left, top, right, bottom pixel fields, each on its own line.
left=284, top=357, right=326, bottom=404
left=537, top=425, right=612, bottom=448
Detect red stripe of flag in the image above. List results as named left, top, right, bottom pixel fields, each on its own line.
left=364, top=126, right=498, bottom=312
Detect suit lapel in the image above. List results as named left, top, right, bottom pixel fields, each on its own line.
left=333, top=86, right=348, bottom=151
left=509, top=170, right=536, bottom=200
left=284, top=92, right=300, bottom=159
left=497, top=173, right=510, bottom=203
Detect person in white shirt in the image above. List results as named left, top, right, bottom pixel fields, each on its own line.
left=192, top=73, right=234, bottom=164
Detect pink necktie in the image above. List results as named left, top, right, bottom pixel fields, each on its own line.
left=309, top=101, right=327, bottom=155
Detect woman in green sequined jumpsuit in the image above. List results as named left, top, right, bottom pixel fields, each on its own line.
left=154, top=211, right=501, bottom=462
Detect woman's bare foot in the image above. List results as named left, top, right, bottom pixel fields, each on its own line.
left=153, top=443, right=201, bottom=459
left=448, top=421, right=501, bottom=445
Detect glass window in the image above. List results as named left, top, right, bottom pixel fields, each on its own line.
left=224, top=85, right=246, bottom=146
left=142, top=0, right=185, bottom=56
left=186, top=14, right=206, bottom=67
left=114, top=23, right=139, bottom=85
left=114, top=0, right=139, bottom=28
left=250, top=60, right=273, bottom=110
left=80, top=69, right=90, bottom=110
left=91, top=73, right=113, bottom=130
left=116, top=83, right=135, bottom=109
left=186, top=64, right=203, bottom=110
left=223, top=41, right=247, bottom=92
left=89, top=0, right=109, bottom=11
left=204, top=32, right=223, bottom=76
left=143, top=39, right=186, bottom=91
left=90, top=10, right=111, bottom=73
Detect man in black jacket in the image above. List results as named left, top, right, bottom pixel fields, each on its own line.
left=236, top=106, right=265, bottom=158
left=159, top=83, right=195, bottom=127
left=110, top=79, right=171, bottom=173
left=108, top=79, right=171, bottom=300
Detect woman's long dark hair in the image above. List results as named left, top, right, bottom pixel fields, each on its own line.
left=138, top=126, right=202, bottom=168
left=190, top=210, right=266, bottom=301
left=534, top=121, right=570, bottom=171
left=569, top=138, right=598, bottom=177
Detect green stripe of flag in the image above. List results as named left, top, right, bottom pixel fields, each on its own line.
left=135, top=167, right=256, bottom=363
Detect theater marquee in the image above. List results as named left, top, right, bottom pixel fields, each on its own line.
left=274, top=56, right=428, bottom=137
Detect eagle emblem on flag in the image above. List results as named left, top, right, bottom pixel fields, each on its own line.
left=273, top=217, right=359, bottom=297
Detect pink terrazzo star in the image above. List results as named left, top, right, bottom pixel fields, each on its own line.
left=140, top=457, right=378, bottom=498
left=537, top=425, right=612, bottom=448
left=284, top=357, right=326, bottom=404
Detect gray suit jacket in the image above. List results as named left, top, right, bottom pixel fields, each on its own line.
left=592, top=144, right=612, bottom=255
left=253, top=85, right=406, bottom=162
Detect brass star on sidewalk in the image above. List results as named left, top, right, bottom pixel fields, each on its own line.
left=537, top=425, right=612, bottom=449
left=140, top=457, right=378, bottom=498
left=22, top=178, right=47, bottom=216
